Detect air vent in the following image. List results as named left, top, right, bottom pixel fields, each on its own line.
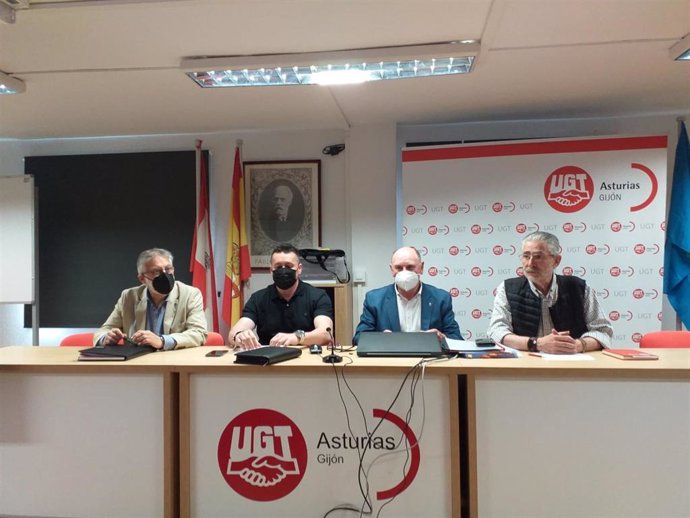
left=0, top=0, right=29, bottom=8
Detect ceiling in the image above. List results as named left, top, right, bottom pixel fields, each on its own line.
left=0, top=0, right=688, bottom=139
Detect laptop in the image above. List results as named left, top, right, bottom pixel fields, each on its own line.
left=356, top=332, right=448, bottom=357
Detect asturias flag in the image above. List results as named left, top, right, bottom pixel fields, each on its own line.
left=663, top=121, right=690, bottom=329
left=190, top=140, right=219, bottom=332
left=221, top=143, right=251, bottom=326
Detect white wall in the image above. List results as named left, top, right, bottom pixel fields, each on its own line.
left=1, top=112, right=686, bottom=345
left=347, top=124, right=398, bottom=319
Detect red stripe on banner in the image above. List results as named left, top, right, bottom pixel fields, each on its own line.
left=402, top=135, right=668, bottom=163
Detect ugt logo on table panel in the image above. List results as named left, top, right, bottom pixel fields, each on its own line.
left=217, top=408, right=307, bottom=501
left=217, top=407, right=423, bottom=503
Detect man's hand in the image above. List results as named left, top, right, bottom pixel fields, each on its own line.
left=537, top=330, right=578, bottom=354
left=269, top=332, right=300, bottom=347
left=423, top=328, right=446, bottom=342
left=103, top=328, right=125, bottom=346
left=130, top=330, right=165, bottom=350
left=233, top=329, right=261, bottom=350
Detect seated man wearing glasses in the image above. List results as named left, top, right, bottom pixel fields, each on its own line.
left=94, top=248, right=207, bottom=349
left=487, top=231, right=612, bottom=354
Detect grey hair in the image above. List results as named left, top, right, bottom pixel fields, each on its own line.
left=137, top=248, right=174, bottom=274
left=522, top=231, right=561, bottom=256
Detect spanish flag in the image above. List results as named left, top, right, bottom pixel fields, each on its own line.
left=222, top=142, right=251, bottom=326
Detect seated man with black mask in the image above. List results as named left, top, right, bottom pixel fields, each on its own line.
left=94, top=247, right=207, bottom=349
left=229, top=243, right=334, bottom=349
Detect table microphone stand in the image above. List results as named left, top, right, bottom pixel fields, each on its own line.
left=322, top=327, right=342, bottom=363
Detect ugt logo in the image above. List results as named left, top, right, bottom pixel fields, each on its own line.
left=544, top=166, right=594, bottom=213
left=217, top=409, right=307, bottom=501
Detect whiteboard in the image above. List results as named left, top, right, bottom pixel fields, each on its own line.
left=0, top=175, right=35, bottom=303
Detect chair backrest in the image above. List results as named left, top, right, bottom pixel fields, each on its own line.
left=639, top=330, right=690, bottom=348
left=204, top=331, right=225, bottom=346
left=59, top=332, right=95, bottom=347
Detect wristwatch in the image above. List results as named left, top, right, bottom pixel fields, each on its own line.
left=527, top=337, right=538, bottom=352
left=295, top=330, right=306, bottom=345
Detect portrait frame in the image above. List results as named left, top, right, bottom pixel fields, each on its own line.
left=244, top=160, right=321, bottom=269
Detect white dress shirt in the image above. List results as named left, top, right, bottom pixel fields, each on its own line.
left=396, top=283, right=423, bottom=332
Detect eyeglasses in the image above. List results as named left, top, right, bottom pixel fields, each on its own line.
left=520, top=253, right=551, bottom=262
left=144, top=266, right=175, bottom=276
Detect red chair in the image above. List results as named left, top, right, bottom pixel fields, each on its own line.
left=204, top=331, right=226, bottom=346
left=59, top=332, right=95, bottom=347
left=639, top=330, right=690, bottom=348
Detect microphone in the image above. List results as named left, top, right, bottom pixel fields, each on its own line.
left=322, top=326, right=342, bottom=364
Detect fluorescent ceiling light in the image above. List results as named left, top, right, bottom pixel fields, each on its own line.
left=311, top=69, right=373, bottom=85
left=0, top=70, right=25, bottom=94
left=181, top=41, right=479, bottom=88
left=670, top=33, right=690, bottom=61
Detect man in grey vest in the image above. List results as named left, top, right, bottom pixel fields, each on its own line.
left=487, top=231, right=612, bottom=354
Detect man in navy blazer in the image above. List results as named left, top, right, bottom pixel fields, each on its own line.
left=353, top=246, right=462, bottom=344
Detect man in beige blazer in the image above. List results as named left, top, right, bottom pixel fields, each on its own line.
left=94, top=248, right=207, bottom=349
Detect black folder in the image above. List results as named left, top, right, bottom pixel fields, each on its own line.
left=234, top=346, right=302, bottom=365
left=78, top=345, right=156, bottom=361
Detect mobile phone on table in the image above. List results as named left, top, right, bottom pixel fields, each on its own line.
left=205, top=350, right=229, bottom=357
left=475, top=337, right=495, bottom=347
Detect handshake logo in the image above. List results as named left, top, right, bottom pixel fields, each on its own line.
left=218, top=409, right=307, bottom=501
left=229, top=450, right=299, bottom=488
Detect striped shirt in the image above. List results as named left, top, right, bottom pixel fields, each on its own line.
left=487, top=274, right=612, bottom=347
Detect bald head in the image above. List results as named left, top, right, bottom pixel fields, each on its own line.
left=389, top=246, right=423, bottom=277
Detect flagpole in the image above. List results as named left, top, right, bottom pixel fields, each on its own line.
left=195, top=139, right=202, bottom=215
left=190, top=140, right=202, bottom=273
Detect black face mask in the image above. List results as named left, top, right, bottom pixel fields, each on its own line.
left=152, top=272, right=175, bottom=295
left=272, top=267, right=297, bottom=290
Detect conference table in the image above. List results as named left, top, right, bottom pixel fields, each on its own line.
left=1, top=345, right=688, bottom=518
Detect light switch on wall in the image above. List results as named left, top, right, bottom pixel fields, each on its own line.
left=353, top=268, right=366, bottom=284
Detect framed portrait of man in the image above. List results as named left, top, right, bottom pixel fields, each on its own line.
left=244, top=160, right=321, bottom=268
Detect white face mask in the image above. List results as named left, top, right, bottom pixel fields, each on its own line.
left=395, top=270, right=420, bottom=292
